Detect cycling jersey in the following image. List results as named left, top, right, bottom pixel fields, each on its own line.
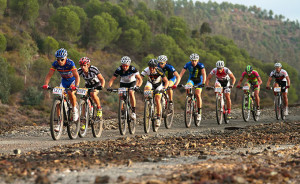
left=158, top=64, right=176, bottom=80
left=183, top=61, right=205, bottom=81
left=210, top=67, right=232, bottom=82
left=113, top=65, right=139, bottom=83
left=51, top=58, right=77, bottom=80
left=141, top=67, right=165, bottom=85
left=269, top=69, right=289, bottom=82
left=78, top=65, right=101, bottom=87
left=242, top=70, right=260, bottom=83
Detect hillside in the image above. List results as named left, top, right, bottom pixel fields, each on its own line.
left=0, top=0, right=299, bottom=121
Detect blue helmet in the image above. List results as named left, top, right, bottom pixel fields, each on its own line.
left=55, top=48, right=68, bottom=58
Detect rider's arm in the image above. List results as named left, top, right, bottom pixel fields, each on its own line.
left=108, top=76, right=117, bottom=88
left=97, top=73, right=105, bottom=87
left=179, top=68, right=186, bottom=79
left=257, top=76, right=262, bottom=86
left=162, top=76, right=169, bottom=89
left=173, top=71, right=181, bottom=86
left=44, top=69, right=55, bottom=86
left=236, top=76, right=244, bottom=86
left=266, top=76, right=272, bottom=87
left=135, top=74, right=143, bottom=87
left=72, top=69, right=80, bottom=87
left=286, top=76, right=291, bottom=86
left=205, top=73, right=212, bottom=86
left=229, top=73, right=236, bottom=86
left=201, top=68, right=206, bottom=85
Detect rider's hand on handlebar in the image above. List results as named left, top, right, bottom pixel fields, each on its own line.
left=254, top=85, right=259, bottom=88
left=96, top=85, right=103, bottom=90
left=107, top=87, right=112, bottom=92
left=134, top=86, right=141, bottom=92
left=71, top=86, right=78, bottom=91
left=172, top=85, right=177, bottom=89
left=286, top=85, right=290, bottom=89
left=266, top=86, right=271, bottom=90
left=236, top=85, right=240, bottom=89
left=42, top=85, right=48, bottom=90
left=229, top=85, right=233, bottom=88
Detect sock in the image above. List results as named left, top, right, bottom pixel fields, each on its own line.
left=198, top=108, right=201, bottom=114
left=228, top=109, right=231, bottom=114
left=132, top=107, right=136, bottom=113
left=169, top=101, right=173, bottom=104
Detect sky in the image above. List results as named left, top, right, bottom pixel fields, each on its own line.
left=193, top=0, right=300, bottom=22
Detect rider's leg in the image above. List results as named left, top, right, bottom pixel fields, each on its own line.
left=167, top=80, right=174, bottom=102
left=273, top=82, right=279, bottom=96
left=243, top=82, right=250, bottom=94
left=68, top=90, right=77, bottom=108
left=224, top=92, right=231, bottom=113
left=155, top=94, right=162, bottom=116
left=129, top=90, right=136, bottom=112
left=91, top=90, right=101, bottom=109
left=254, top=89, right=260, bottom=107
left=283, top=92, right=288, bottom=107
left=195, top=88, right=202, bottom=111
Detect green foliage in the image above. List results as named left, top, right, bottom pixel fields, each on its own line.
left=67, top=5, right=87, bottom=25
left=68, top=48, right=81, bottom=67
left=42, top=36, right=59, bottom=56
left=0, top=33, right=6, bottom=53
left=200, top=22, right=212, bottom=35
left=89, top=13, right=121, bottom=49
left=119, top=29, right=142, bottom=52
left=0, top=0, right=7, bottom=15
left=9, top=0, right=39, bottom=23
left=85, top=0, right=102, bottom=18
left=22, top=87, right=44, bottom=106
left=50, top=7, right=80, bottom=41
left=0, top=57, right=10, bottom=103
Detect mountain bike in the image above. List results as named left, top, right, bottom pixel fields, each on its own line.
left=143, top=89, right=165, bottom=133
left=111, top=87, right=137, bottom=135
left=77, top=87, right=104, bottom=138
left=179, top=84, right=202, bottom=128
left=239, top=85, right=259, bottom=122
left=206, top=86, right=230, bottom=125
left=47, top=86, right=80, bottom=140
left=271, top=86, right=287, bottom=120
left=161, top=87, right=174, bottom=129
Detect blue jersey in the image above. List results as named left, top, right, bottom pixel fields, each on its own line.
left=183, top=61, right=205, bottom=80
left=51, top=58, right=77, bottom=81
left=158, top=64, right=176, bottom=79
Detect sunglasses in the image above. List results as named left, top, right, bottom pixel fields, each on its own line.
left=56, top=58, right=65, bottom=61
left=159, top=62, right=166, bottom=65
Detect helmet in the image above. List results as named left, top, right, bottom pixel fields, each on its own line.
left=190, top=53, right=199, bottom=61
left=55, top=48, right=68, bottom=58
left=245, top=65, right=253, bottom=74
left=148, top=59, right=158, bottom=67
left=121, top=56, right=131, bottom=65
left=216, top=60, right=224, bottom=68
left=157, top=55, right=168, bottom=63
left=79, top=57, right=90, bottom=65
left=274, top=63, right=282, bottom=68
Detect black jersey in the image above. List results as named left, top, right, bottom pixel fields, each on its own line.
left=78, top=65, right=101, bottom=86
left=113, top=65, right=139, bottom=83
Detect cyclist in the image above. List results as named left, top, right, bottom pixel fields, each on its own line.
left=43, top=48, right=80, bottom=128
left=236, top=65, right=262, bottom=115
left=78, top=57, right=105, bottom=119
left=179, top=53, right=206, bottom=121
left=107, top=56, right=142, bottom=120
left=266, top=62, right=290, bottom=116
left=141, top=59, right=169, bottom=127
left=205, top=60, right=236, bottom=118
left=157, top=55, right=181, bottom=109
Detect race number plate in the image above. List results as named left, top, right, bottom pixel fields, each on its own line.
left=77, top=88, right=88, bottom=96
left=52, top=87, right=64, bottom=95
left=118, top=87, right=127, bottom=94
left=274, top=87, right=281, bottom=92
left=184, top=85, right=193, bottom=89
left=215, top=87, right=222, bottom=93
left=144, top=90, right=153, bottom=98
left=243, top=86, right=250, bottom=90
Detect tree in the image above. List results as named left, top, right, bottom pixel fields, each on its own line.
left=0, top=0, right=7, bottom=15
left=0, top=33, right=6, bottom=53
left=200, top=22, right=212, bottom=35
left=9, top=0, right=39, bottom=24
left=85, top=0, right=102, bottom=18
left=50, top=7, right=81, bottom=41
left=156, top=0, right=174, bottom=18
left=89, top=13, right=121, bottom=49
left=42, top=36, right=59, bottom=56
left=0, top=57, right=10, bottom=103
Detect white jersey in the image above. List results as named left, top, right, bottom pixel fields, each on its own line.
left=269, top=69, right=288, bottom=82
left=141, top=67, right=165, bottom=85
left=209, top=67, right=232, bottom=81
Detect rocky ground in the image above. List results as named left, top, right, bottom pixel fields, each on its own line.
left=0, top=107, right=299, bottom=184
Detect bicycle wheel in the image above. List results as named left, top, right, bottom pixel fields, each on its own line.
left=184, top=96, right=193, bottom=128
left=118, top=99, right=127, bottom=135
left=252, top=97, right=260, bottom=121
left=223, top=98, right=229, bottom=124
left=162, top=94, right=173, bottom=129
left=67, top=102, right=80, bottom=139
left=194, top=99, right=201, bottom=127
left=152, top=101, right=160, bottom=132
left=242, top=94, right=250, bottom=122
left=50, top=99, right=64, bottom=140
left=280, top=95, right=286, bottom=120
left=128, top=104, right=136, bottom=135
left=78, top=100, right=88, bottom=138
left=143, top=100, right=151, bottom=133
left=91, top=104, right=103, bottom=138
left=216, top=96, right=223, bottom=125
left=274, top=96, right=280, bottom=120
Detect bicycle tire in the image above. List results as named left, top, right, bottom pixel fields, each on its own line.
left=280, top=95, right=286, bottom=120
left=152, top=101, right=160, bottom=132
left=275, top=96, right=280, bottom=120
left=143, top=100, right=151, bottom=133
left=184, top=96, right=193, bottom=128
left=118, top=99, right=127, bottom=135
left=50, top=99, right=64, bottom=140
left=242, top=94, right=250, bottom=122
left=67, top=102, right=80, bottom=140
left=162, top=93, right=173, bottom=129
left=252, top=96, right=260, bottom=121
left=128, top=104, right=136, bottom=135
left=91, top=104, right=103, bottom=138
left=78, top=100, right=89, bottom=138
left=216, top=96, right=223, bottom=125
left=194, top=99, right=201, bottom=127
left=224, top=97, right=229, bottom=124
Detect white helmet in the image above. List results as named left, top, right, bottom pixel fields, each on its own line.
left=216, top=60, right=225, bottom=68
left=121, top=56, right=131, bottom=65
left=189, top=53, right=199, bottom=61
left=274, top=63, right=282, bottom=68
left=157, top=55, right=168, bottom=63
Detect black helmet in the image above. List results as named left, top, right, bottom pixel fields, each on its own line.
left=148, top=59, right=158, bottom=67
left=245, top=65, right=253, bottom=74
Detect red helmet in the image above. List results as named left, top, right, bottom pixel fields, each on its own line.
left=79, top=57, right=90, bottom=65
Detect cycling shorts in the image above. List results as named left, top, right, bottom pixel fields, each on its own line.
left=274, top=81, right=288, bottom=93
left=215, top=80, right=230, bottom=93
left=60, top=78, right=75, bottom=89
left=186, top=78, right=203, bottom=88
left=120, top=81, right=136, bottom=88
left=245, top=81, right=260, bottom=91
left=163, top=76, right=177, bottom=86
left=145, top=81, right=163, bottom=95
